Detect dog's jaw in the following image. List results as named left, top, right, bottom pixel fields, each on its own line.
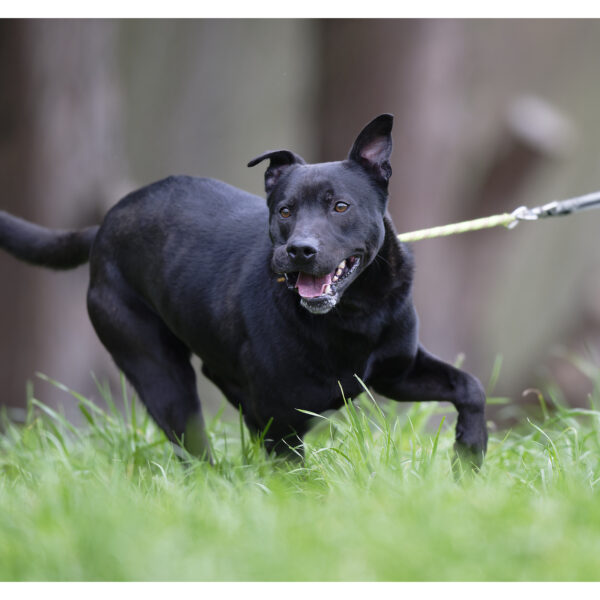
left=300, top=294, right=339, bottom=315
left=289, top=255, right=362, bottom=315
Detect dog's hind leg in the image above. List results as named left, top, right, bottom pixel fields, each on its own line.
left=87, top=278, right=212, bottom=461
left=370, top=346, right=487, bottom=471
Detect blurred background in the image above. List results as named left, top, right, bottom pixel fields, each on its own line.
left=2, top=19, right=600, bottom=425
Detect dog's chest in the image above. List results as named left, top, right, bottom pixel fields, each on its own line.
left=240, top=315, right=381, bottom=414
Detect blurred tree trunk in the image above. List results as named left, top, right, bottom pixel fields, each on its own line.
left=0, top=20, right=124, bottom=417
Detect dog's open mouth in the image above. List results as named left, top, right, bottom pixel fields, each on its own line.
left=283, top=255, right=361, bottom=314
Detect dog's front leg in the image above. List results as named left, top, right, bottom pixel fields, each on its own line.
left=370, top=346, right=488, bottom=471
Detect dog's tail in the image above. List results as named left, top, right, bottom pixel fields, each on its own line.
left=0, top=210, right=99, bottom=270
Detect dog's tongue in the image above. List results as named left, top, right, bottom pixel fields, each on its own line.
left=296, top=272, right=332, bottom=298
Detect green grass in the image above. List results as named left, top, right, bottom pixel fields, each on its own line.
left=2, top=363, right=600, bottom=582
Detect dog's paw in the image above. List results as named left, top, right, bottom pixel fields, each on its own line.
left=452, top=440, right=485, bottom=475
left=452, top=418, right=488, bottom=477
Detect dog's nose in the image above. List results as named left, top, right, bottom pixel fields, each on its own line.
left=287, top=239, right=318, bottom=262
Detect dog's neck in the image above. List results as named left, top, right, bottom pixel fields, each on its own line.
left=333, top=214, right=414, bottom=314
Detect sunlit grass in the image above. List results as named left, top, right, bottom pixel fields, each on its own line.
left=2, top=361, right=600, bottom=581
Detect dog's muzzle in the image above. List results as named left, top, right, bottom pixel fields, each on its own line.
left=282, top=255, right=361, bottom=314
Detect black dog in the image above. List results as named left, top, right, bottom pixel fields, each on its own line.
left=0, top=114, right=487, bottom=467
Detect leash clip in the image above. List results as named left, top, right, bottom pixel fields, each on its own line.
left=508, top=205, right=538, bottom=228
left=531, top=200, right=564, bottom=218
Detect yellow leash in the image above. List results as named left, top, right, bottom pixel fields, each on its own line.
left=396, top=190, right=600, bottom=243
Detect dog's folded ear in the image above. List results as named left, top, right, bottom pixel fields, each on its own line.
left=348, top=114, right=393, bottom=186
left=247, top=150, right=306, bottom=195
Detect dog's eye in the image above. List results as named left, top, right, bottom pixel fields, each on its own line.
left=334, top=202, right=349, bottom=213
left=279, top=207, right=291, bottom=218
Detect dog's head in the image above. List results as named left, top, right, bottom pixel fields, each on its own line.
left=248, top=114, right=393, bottom=315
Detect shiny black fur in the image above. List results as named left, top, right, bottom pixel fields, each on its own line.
left=0, top=115, right=487, bottom=467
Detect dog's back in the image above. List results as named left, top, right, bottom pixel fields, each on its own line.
left=92, top=177, right=267, bottom=306
left=88, top=175, right=276, bottom=363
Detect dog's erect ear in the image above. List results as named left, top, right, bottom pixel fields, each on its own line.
left=247, top=150, right=306, bottom=194
left=348, top=114, right=393, bottom=185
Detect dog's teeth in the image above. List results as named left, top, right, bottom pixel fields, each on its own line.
left=335, top=268, right=343, bottom=277
left=332, top=275, right=339, bottom=283
left=338, top=260, right=346, bottom=270
left=323, top=284, right=331, bottom=295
